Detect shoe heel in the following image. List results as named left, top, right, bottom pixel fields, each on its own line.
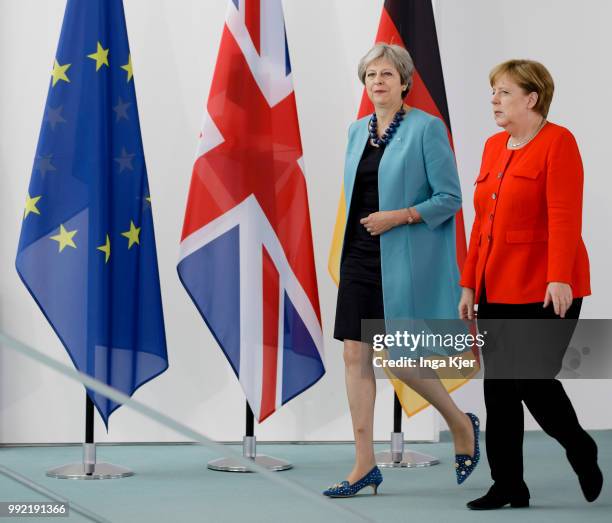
left=510, top=499, right=529, bottom=508
left=372, top=477, right=383, bottom=495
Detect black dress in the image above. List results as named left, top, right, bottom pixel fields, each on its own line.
left=333, top=140, right=385, bottom=341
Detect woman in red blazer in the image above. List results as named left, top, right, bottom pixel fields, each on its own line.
left=458, top=59, right=603, bottom=510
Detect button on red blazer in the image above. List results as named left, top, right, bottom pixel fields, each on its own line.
left=460, top=122, right=591, bottom=304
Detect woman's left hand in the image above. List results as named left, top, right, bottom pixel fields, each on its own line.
left=360, top=210, right=404, bottom=236
left=543, top=282, right=573, bottom=318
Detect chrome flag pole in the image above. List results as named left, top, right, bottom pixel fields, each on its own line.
left=375, top=393, right=439, bottom=468
left=207, top=402, right=292, bottom=473
left=46, top=395, right=133, bottom=480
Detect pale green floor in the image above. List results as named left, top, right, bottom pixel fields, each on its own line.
left=1, top=431, right=611, bottom=523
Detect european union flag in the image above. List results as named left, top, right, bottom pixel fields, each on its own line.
left=16, top=0, right=168, bottom=427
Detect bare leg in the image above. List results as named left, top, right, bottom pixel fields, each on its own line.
left=390, top=365, right=474, bottom=456
left=344, top=339, right=377, bottom=483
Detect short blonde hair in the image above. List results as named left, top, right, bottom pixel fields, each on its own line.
left=358, top=43, right=414, bottom=98
left=489, top=59, right=555, bottom=118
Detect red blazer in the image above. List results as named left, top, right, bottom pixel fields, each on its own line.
left=460, top=122, right=591, bottom=304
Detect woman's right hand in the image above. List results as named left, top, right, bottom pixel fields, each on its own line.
left=458, top=287, right=475, bottom=320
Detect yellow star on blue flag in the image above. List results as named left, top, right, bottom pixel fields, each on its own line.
left=87, top=41, right=110, bottom=71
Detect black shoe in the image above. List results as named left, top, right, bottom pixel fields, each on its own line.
left=578, top=465, right=604, bottom=503
left=467, top=484, right=530, bottom=510
left=567, top=433, right=604, bottom=502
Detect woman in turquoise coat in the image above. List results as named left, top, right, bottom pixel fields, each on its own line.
left=324, top=44, right=480, bottom=498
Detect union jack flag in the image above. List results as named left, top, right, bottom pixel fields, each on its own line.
left=178, top=0, right=324, bottom=422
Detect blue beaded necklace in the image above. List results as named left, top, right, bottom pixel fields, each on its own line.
left=368, top=106, right=406, bottom=147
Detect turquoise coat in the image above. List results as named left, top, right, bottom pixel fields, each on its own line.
left=343, top=108, right=462, bottom=320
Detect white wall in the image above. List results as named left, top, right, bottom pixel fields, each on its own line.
left=1, top=0, right=611, bottom=444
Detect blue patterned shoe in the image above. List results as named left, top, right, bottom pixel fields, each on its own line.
left=456, top=412, right=480, bottom=485
left=322, top=466, right=383, bottom=498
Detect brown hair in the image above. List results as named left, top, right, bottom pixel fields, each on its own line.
left=489, top=59, right=555, bottom=118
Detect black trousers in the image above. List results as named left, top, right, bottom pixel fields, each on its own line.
left=478, top=288, right=588, bottom=495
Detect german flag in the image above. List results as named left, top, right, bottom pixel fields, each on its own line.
left=328, top=0, right=478, bottom=416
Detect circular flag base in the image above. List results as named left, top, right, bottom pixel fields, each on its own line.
left=376, top=450, right=440, bottom=468
left=46, top=462, right=134, bottom=480
left=207, top=455, right=293, bottom=473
